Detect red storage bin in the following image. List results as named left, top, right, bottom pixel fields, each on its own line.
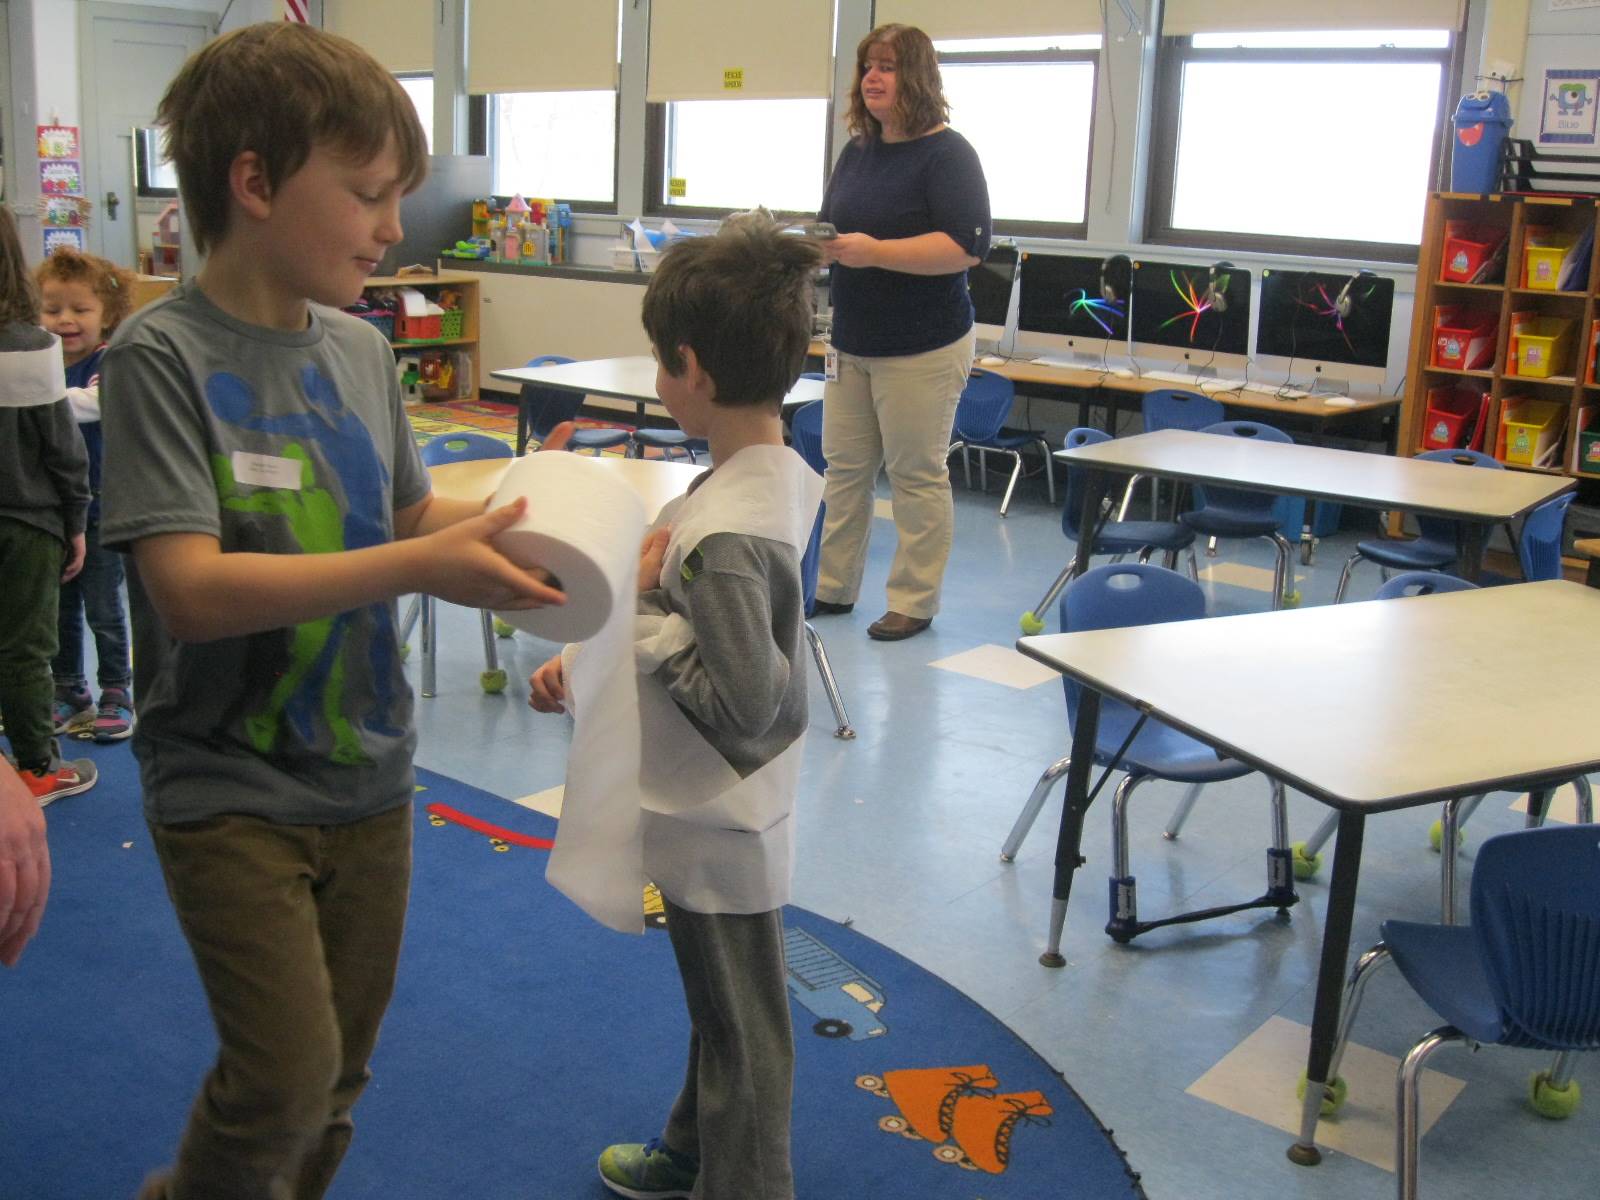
left=395, top=312, right=443, bottom=341
left=1421, top=384, right=1490, bottom=450
left=1432, top=305, right=1498, bottom=370
left=1440, top=221, right=1507, bottom=283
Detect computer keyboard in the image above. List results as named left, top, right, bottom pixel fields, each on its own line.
left=1238, top=382, right=1311, bottom=399
left=1030, top=356, right=1084, bottom=369
left=1139, top=369, right=1205, bottom=385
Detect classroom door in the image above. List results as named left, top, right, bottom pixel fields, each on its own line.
left=82, top=5, right=212, bottom=268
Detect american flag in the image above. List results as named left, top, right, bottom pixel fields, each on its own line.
left=282, top=0, right=308, bottom=21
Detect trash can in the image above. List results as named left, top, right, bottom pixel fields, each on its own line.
left=1450, top=91, right=1513, bottom=194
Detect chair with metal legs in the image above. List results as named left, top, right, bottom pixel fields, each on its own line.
left=1332, top=448, right=1504, bottom=603
left=401, top=433, right=516, bottom=698
left=1116, top=388, right=1225, bottom=522
left=517, top=355, right=634, bottom=456
left=1019, top=427, right=1199, bottom=634
left=1000, top=563, right=1296, bottom=945
left=1333, top=826, right=1600, bottom=1198
left=788, top=404, right=853, bottom=739
left=1180, top=421, right=1298, bottom=610
left=946, top=369, right=1055, bottom=517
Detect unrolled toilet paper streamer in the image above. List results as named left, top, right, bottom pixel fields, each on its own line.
left=0, top=340, right=67, bottom=408
left=488, top=452, right=648, bottom=643
left=489, top=450, right=657, bottom=934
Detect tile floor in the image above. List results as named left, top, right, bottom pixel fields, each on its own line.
left=412, top=467, right=1598, bottom=1200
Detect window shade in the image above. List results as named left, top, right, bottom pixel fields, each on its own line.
left=872, top=0, right=1102, bottom=40
left=647, top=0, right=833, bottom=102
left=467, top=0, right=619, bottom=94
left=1163, top=1, right=1465, bottom=35
left=323, top=0, right=433, bottom=73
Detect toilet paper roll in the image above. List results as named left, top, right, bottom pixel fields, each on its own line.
left=488, top=453, right=647, bottom=643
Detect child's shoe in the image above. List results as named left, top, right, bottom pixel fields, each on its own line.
left=52, top=686, right=94, bottom=737
left=597, top=1139, right=698, bottom=1199
left=92, top=688, right=136, bottom=742
left=21, top=757, right=98, bottom=807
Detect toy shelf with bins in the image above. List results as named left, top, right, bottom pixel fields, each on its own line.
left=1402, top=193, right=1600, bottom=479
left=358, top=270, right=481, bottom=402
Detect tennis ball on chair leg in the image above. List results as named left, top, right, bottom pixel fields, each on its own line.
left=1296, top=1071, right=1348, bottom=1116
left=480, top=669, right=509, bottom=695
left=1428, top=819, right=1466, bottom=853
left=493, top=617, right=515, bottom=638
left=1290, top=841, right=1322, bottom=880
left=1529, top=1071, right=1581, bottom=1119
left=1019, top=611, right=1045, bottom=635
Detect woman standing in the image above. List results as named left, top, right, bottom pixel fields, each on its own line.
left=812, top=23, right=990, bottom=641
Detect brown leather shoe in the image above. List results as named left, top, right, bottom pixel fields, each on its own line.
left=867, top=611, right=932, bottom=641
left=811, top=599, right=854, bottom=615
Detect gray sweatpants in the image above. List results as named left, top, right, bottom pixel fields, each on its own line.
left=660, top=896, right=795, bottom=1200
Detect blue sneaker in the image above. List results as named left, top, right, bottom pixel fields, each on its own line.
left=597, top=1138, right=698, bottom=1199
left=52, top=686, right=93, bottom=737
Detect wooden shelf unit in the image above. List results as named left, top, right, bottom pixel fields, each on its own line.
left=1402, top=193, right=1600, bottom=475
left=359, top=269, right=481, bottom=402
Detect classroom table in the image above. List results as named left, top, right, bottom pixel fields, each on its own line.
left=491, top=357, right=828, bottom=452
left=1015, top=579, right=1600, bottom=1167
left=1054, top=428, right=1574, bottom=583
left=417, top=454, right=704, bottom=697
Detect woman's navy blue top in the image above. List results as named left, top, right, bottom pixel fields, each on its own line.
left=819, top=127, right=991, bottom=359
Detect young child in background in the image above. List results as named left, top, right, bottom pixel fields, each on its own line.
left=98, top=23, right=565, bottom=1199
left=528, top=211, right=824, bottom=1200
left=38, top=248, right=137, bottom=742
left=0, top=208, right=97, bottom=805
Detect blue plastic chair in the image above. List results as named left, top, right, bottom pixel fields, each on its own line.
left=783, top=419, right=852, bottom=738
left=1117, top=389, right=1225, bottom=520
left=1357, top=826, right=1600, bottom=1196
left=1179, top=421, right=1297, bottom=609
left=404, top=433, right=516, bottom=698
left=1333, top=448, right=1505, bottom=602
left=1001, top=564, right=1295, bottom=945
left=1019, top=427, right=1198, bottom=634
left=630, top=427, right=708, bottom=463
left=946, top=368, right=1054, bottom=516
left=1517, top=491, right=1575, bottom=582
left=516, top=355, right=633, bottom=456
left=790, top=399, right=827, bottom=476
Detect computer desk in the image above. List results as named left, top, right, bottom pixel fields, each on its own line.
left=805, top=340, right=1400, bottom=447
left=1015, top=579, right=1600, bottom=1169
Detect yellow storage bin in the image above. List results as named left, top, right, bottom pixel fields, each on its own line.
left=1523, top=229, right=1577, bottom=290
left=1499, top=397, right=1566, bottom=467
left=1510, top=316, right=1575, bottom=378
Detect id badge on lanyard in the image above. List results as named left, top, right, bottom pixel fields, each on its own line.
left=824, top=340, right=839, bottom=382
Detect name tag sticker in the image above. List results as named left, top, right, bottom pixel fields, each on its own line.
left=824, top=344, right=839, bottom=382
left=231, top=450, right=303, bottom=491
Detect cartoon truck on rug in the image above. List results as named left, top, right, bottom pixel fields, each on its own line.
left=783, top=926, right=887, bottom=1040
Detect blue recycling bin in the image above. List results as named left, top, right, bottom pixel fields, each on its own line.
left=1450, top=91, right=1513, bottom=194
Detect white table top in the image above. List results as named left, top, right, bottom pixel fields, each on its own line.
left=1018, top=580, right=1600, bottom=811
left=427, top=453, right=704, bottom=520
left=491, top=356, right=826, bottom=410
left=1055, top=429, right=1573, bottom=522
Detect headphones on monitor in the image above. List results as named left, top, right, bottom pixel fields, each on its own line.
left=1099, top=254, right=1132, bottom=304
left=1203, top=261, right=1235, bottom=314
left=1334, top=269, right=1377, bottom=320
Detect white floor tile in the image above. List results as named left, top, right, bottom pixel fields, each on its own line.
left=512, top=784, right=564, bottom=819
left=1508, top=782, right=1582, bottom=824
left=1186, top=1015, right=1466, bottom=1173
left=1197, top=561, right=1306, bottom=593
left=874, top=497, right=894, bottom=521
left=929, top=643, right=1062, bottom=690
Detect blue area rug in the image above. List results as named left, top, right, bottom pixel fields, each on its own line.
left=0, top=743, right=1144, bottom=1198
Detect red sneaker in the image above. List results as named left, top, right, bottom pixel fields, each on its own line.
left=21, top=758, right=98, bottom=806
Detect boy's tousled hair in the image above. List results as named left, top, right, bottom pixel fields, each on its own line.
left=847, top=24, right=949, bottom=142
left=156, top=22, right=428, bottom=255
left=0, top=208, right=39, bottom=326
left=37, top=248, right=136, bottom=332
left=641, top=211, right=821, bottom=408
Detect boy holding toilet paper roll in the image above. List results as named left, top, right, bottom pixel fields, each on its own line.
left=96, top=24, right=569, bottom=1199
left=529, top=212, right=823, bottom=1200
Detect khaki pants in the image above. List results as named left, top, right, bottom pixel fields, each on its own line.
left=816, top=333, right=974, bottom=619
left=140, top=804, right=412, bottom=1200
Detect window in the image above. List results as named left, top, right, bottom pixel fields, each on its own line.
left=1147, top=30, right=1455, bottom=260
left=937, top=35, right=1099, bottom=235
left=134, top=128, right=177, bottom=197
left=396, top=74, right=435, bottom=156
left=492, top=91, right=618, bottom=209
left=649, top=99, right=829, bottom=216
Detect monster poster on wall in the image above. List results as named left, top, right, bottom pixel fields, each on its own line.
left=1540, top=68, right=1600, bottom=144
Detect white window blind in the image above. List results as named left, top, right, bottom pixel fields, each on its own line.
left=1162, top=0, right=1465, bottom=35
left=467, top=0, right=619, bottom=94
left=647, top=0, right=833, bottom=102
left=322, top=0, right=432, bottom=73
left=873, top=0, right=1101, bottom=40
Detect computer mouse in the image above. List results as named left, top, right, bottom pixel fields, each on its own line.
left=979, top=355, right=1005, bottom=366
left=1322, top=396, right=1358, bottom=408
left=1109, top=368, right=1136, bottom=379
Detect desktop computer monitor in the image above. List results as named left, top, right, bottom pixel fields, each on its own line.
left=968, top=244, right=1018, bottom=346
left=1254, top=268, right=1394, bottom=390
left=1129, top=259, right=1251, bottom=374
left=1014, top=251, right=1128, bottom=360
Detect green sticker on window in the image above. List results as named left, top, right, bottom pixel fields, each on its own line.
left=668, top=177, right=687, bottom=198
